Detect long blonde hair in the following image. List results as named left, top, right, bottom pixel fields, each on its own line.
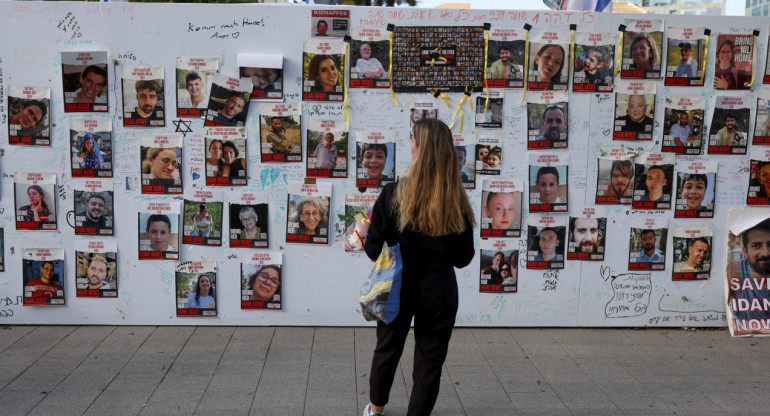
left=393, top=118, right=475, bottom=237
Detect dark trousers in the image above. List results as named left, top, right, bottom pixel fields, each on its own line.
left=368, top=270, right=458, bottom=416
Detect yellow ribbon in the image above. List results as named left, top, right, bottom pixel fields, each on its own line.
left=569, top=28, right=576, bottom=84
left=431, top=88, right=452, bottom=107
left=343, top=41, right=351, bottom=124
left=615, top=31, right=623, bottom=78
left=389, top=31, right=398, bottom=106
left=449, top=85, right=474, bottom=133
left=745, top=33, right=758, bottom=88
left=698, top=33, right=710, bottom=86
left=430, top=47, right=448, bottom=67
left=484, top=27, right=490, bottom=113
left=521, top=28, right=530, bottom=104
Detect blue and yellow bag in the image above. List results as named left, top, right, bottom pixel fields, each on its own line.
left=359, top=243, right=402, bottom=324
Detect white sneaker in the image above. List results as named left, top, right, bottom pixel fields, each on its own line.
left=363, top=403, right=384, bottom=416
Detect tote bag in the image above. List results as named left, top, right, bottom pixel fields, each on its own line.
left=359, top=243, right=403, bottom=324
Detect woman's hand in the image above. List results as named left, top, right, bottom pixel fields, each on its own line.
left=32, top=203, right=43, bottom=221
left=714, top=75, right=728, bottom=90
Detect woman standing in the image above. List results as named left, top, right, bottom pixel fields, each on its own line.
left=363, top=118, right=475, bottom=416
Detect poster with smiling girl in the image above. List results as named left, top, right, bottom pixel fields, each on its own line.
left=481, top=179, right=522, bottom=238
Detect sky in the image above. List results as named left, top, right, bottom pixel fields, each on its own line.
left=415, top=0, right=746, bottom=16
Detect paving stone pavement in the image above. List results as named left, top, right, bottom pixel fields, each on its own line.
left=0, top=326, right=768, bottom=415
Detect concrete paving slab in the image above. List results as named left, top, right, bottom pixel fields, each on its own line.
left=4, top=326, right=770, bottom=416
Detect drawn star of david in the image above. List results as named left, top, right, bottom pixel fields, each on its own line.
left=173, top=119, right=193, bottom=137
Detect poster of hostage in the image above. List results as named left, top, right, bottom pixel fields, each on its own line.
left=527, top=90, right=568, bottom=150
left=286, top=181, right=332, bottom=245
left=8, top=85, right=51, bottom=146
left=529, top=153, right=568, bottom=213
left=204, top=74, right=252, bottom=127
left=486, top=27, right=525, bottom=89
left=122, top=66, right=165, bottom=127
left=753, top=89, right=770, bottom=145
left=229, top=192, right=269, bottom=248
left=182, top=190, right=223, bottom=247
left=613, top=81, right=655, bottom=141
left=572, top=32, right=616, bottom=93
left=664, top=27, right=706, bottom=87
left=15, top=172, right=57, bottom=231
left=74, top=181, right=114, bottom=235
left=662, top=96, right=705, bottom=155
left=674, top=158, right=716, bottom=218
left=480, top=179, right=522, bottom=238
left=672, top=225, right=712, bottom=281
left=526, top=30, right=570, bottom=91
left=259, top=102, right=302, bottom=163
left=356, top=130, right=395, bottom=188
left=479, top=239, right=518, bottom=293
left=176, top=261, right=217, bottom=317
left=61, top=51, right=108, bottom=113
left=238, top=53, right=284, bottom=100
left=138, top=201, right=180, bottom=261
left=242, top=252, right=283, bottom=310
left=349, top=26, right=390, bottom=89
left=707, top=95, right=749, bottom=155
left=75, top=240, right=118, bottom=298
left=140, top=134, right=183, bottom=194
left=176, top=56, right=218, bottom=118
left=70, top=118, right=113, bottom=178
left=306, top=118, right=348, bottom=179
left=567, top=207, right=607, bottom=261
left=595, top=147, right=635, bottom=205
left=454, top=133, right=477, bottom=189
left=632, top=152, right=674, bottom=210
left=23, top=248, right=65, bottom=306
left=725, top=208, right=770, bottom=336
left=526, top=214, right=565, bottom=270
left=747, top=149, right=770, bottom=206
left=620, top=19, right=664, bottom=80
left=204, top=126, right=247, bottom=186
left=628, top=217, right=667, bottom=271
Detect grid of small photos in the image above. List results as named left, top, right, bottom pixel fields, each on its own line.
left=7, top=11, right=770, bottom=331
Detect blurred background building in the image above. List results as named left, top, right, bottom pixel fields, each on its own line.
left=612, top=0, right=725, bottom=15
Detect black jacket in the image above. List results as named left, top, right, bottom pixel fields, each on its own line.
left=364, top=182, right=475, bottom=276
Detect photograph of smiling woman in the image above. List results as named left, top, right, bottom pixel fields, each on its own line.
left=8, top=85, right=51, bottom=146
left=302, top=40, right=346, bottom=102
left=620, top=19, right=664, bottom=79
left=526, top=31, right=571, bottom=91
left=285, top=181, right=333, bottom=245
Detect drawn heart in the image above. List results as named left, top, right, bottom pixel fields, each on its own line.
left=600, top=266, right=612, bottom=282
left=192, top=172, right=200, bottom=180
left=232, top=32, right=240, bottom=39
left=603, top=129, right=611, bottom=136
